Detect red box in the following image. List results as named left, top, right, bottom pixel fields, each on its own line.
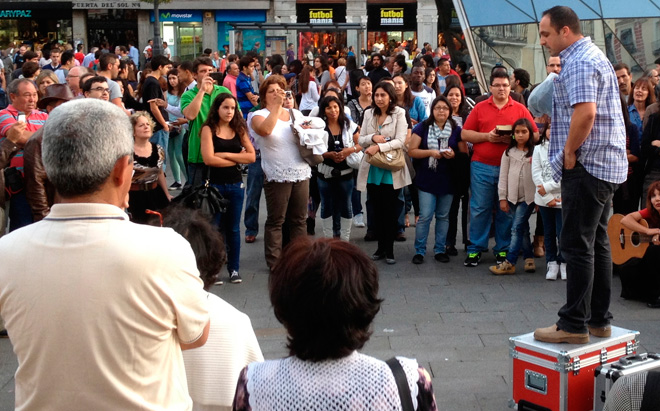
left=509, top=326, right=639, bottom=411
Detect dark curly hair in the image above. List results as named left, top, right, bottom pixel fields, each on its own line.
left=202, top=93, right=247, bottom=139
left=270, top=238, right=383, bottom=362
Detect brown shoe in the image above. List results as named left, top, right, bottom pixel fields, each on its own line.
left=245, top=235, right=256, bottom=243
left=524, top=258, right=536, bottom=273
left=534, top=324, right=589, bottom=344
left=588, top=325, right=612, bottom=338
left=489, top=260, right=515, bottom=275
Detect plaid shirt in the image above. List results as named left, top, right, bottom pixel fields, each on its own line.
left=548, top=37, right=628, bottom=183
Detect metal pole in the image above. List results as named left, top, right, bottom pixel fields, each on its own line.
left=452, top=0, right=486, bottom=94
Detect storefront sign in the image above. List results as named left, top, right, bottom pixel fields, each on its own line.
left=73, top=1, right=151, bottom=9
left=296, top=4, right=346, bottom=24
left=380, top=8, right=404, bottom=26
left=150, top=10, right=202, bottom=23
left=0, top=3, right=72, bottom=19
left=309, top=9, right=333, bottom=24
left=0, top=10, right=33, bottom=18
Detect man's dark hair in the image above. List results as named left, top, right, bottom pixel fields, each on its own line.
left=613, top=63, right=630, bottom=75
left=61, top=50, right=75, bottom=66
left=23, top=51, right=38, bottom=61
left=655, top=57, right=660, bottom=66
left=489, top=70, right=510, bottom=86
left=371, top=53, right=382, bottom=62
left=98, top=53, right=117, bottom=71
left=77, top=44, right=84, bottom=51
left=270, top=237, right=382, bottom=361
left=82, top=75, right=108, bottom=93
left=203, top=48, right=212, bottom=55
left=150, top=54, right=171, bottom=71
left=542, top=5, right=581, bottom=35
left=118, top=46, right=127, bottom=54
left=239, top=55, right=254, bottom=71
left=179, top=60, right=193, bottom=73
left=457, top=61, right=468, bottom=72
left=22, top=62, right=40, bottom=78
left=128, top=40, right=135, bottom=47
left=356, top=74, right=371, bottom=86
left=438, top=57, right=450, bottom=66
left=513, top=68, right=530, bottom=89
left=192, top=57, right=214, bottom=73
left=269, top=54, right=284, bottom=68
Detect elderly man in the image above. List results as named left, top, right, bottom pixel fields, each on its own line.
left=546, top=56, right=562, bottom=74
left=24, top=84, right=74, bottom=221
left=222, top=62, right=239, bottom=96
left=0, top=79, right=48, bottom=231
left=462, top=70, right=538, bottom=269
left=65, top=65, right=89, bottom=97
left=534, top=5, right=627, bottom=344
left=0, top=99, right=210, bottom=409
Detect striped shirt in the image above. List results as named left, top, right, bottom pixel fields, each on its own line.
left=0, top=105, right=48, bottom=172
left=548, top=36, right=628, bottom=183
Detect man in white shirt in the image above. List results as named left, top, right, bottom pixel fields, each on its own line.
left=0, top=99, right=210, bottom=410
left=409, top=63, right=436, bottom=117
left=163, top=41, right=172, bottom=60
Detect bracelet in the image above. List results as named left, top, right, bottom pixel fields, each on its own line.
left=354, top=146, right=358, bottom=152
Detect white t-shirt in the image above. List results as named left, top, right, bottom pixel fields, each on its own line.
left=411, top=86, right=436, bottom=118
left=250, top=108, right=311, bottom=182
left=0, top=203, right=209, bottom=410
left=183, top=293, right=264, bottom=410
left=163, top=47, right=172, bottom=59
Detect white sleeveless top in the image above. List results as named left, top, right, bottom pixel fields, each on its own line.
left=245, top=352, right=421, bottom=410
left=250, top=108, right=312, bottom=183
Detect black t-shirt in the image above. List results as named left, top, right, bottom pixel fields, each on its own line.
left=143, top=76, right=168, bottom=131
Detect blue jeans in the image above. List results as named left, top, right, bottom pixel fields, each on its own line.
left=539, top=206, right=563, bottom=264
left=317, top=176, right=354, bottom=219
left=168, top=129, right=187, bottom=183
left=186, top=163, right=208, bottom=188
left=244, top=156, right=263, bottom=237
left=557, top=163, right=617, bottom=334
left=150, top=129, right=169, bottom=170
left=468, top=161, right=513, bottom=254
left=9, top=191, right=33, bottom=232
left=211, top=182, right=245, bottom=273
left=414, top=190, right=453, bottom=255
left=505, top=201, right=534, bottom=263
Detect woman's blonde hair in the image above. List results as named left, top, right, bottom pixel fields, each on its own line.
left=130, top=111, right=155, bottom=133
left=36, top=70, right=60, bottom=97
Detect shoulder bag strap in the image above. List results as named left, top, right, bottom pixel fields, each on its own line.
left=289, top=108, right=296, bottom=124
left=640, top=370, right=660, bottom=411
left=386, top=357, right=414, bottom=411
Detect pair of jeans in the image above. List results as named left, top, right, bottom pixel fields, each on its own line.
left=8, top=191, right=33, bottom=232
left=211, top=182, right=245, bottom=273
left=168, top=129, right=187, bottom=184
left=351, top=171, right=363, bottom=216
left=367, top=183, right=400, bottom=257
left=186, top=163, right=208, bottom=188
left=396, top=188, right=406, bottom=234
left=557, top=163, right=617, bottom=334
left=414, top=190, right=453, bottom=256
left=244, top=156, right=263, bottom=237
left=263, top=179, right=309, bottom=269
left=317, top=176, right=354, bottom=219
left=467, top=161, right=513, bottom=254
left=505, top=201, right=534, bottom=263
left=149, top=129, right=169, bottom=170
left=539, top=206, right=563, bottom=264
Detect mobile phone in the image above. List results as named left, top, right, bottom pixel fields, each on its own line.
left=285, top=91, right=292, bottom=99
left=17, top=112, right=26, bottom=123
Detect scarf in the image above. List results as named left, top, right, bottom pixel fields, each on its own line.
left=426, top=121, right=452, bottom=170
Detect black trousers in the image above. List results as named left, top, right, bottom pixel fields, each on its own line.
left=367, top=183, right=401, bottom=257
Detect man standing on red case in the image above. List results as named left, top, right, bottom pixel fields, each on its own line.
left=534, top=6, right=628, bottom=344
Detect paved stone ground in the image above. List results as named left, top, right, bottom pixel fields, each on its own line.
left=1, top=184, right=659, bottom=410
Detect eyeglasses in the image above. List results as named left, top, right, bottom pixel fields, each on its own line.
left=491, top=84, right=510, bottom=88
left=436, top=106, right=451, bottom=111
left=91, top=87, right=110, bottom=93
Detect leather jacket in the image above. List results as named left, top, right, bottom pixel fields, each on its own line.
left=0, top=137, right=19, bottom=209
left=23, top=128, right=54, bottom=221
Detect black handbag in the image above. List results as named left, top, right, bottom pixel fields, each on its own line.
left=174, top=168, right=229, bottom=217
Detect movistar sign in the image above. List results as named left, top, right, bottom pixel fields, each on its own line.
left=0, top=10, right=32, bottom=18
left=150, top=10, right=202, bottom=22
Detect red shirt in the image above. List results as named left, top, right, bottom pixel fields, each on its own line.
left=0, top=105, right=48, bottom=171
left=463, top=96, right=537, bottom=166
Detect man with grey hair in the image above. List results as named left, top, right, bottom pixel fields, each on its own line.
left=0, top=99, right=210, bottom=409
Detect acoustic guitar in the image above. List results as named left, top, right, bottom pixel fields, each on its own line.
left=608, top=214, right=660, bottom=265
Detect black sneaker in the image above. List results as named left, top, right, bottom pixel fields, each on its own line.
left=495, top=251, right=507, bottom=264
left=169, top=181, right=182, bottom=190
left=364, top=231, right=376, bottom=241
left=229, top=271, right=242, bottom=284
left=434, top=253, right=450, bottom=263
left=446, top=245, right=458, bottom=256
left=464, top=252, right=481, bottom=267
left=412, top=254, right=424, bottom=264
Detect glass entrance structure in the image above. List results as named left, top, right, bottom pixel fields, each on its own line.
left=452, top=0, right=660, bottom=92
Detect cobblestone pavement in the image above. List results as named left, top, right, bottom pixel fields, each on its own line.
left=1, top=186, right=658, bottom=410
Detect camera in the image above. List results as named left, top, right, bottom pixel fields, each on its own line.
left=285, top=91, right=292, bottom=99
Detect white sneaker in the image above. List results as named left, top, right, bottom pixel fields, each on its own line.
left=560, top=263, right=567, bottom=280
left=353, top=213, right=365, bottom=227
left=545, top=261, right=559, bottom=281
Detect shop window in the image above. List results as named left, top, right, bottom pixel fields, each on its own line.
left=620, top=28, right=636, bottom=53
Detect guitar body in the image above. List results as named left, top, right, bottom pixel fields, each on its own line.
left=608, top=214, right=650, bottom=265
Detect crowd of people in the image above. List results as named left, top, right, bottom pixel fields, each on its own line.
left=0, top=4, right=660, bottom=408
